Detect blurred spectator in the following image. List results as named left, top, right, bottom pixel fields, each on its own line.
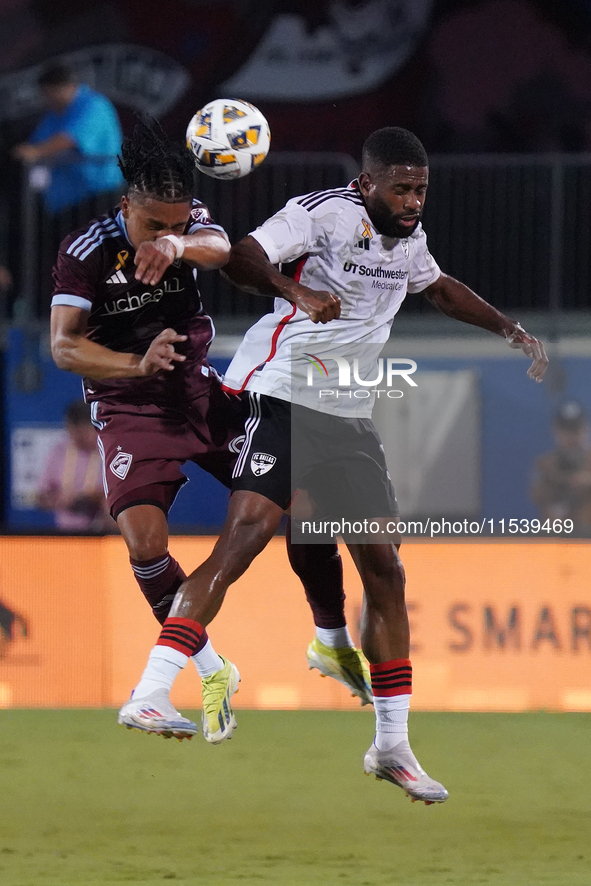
left=0, top=263, right=11, bottom=324
left=0, top=598, right=28, bottom=660
left=0, top=264, right=11, bottom=292
left=12, top=62, right=123, bottom=213
left=531, top=401, right=591, bottom=535
left=36, top=400, right=114, bottom=532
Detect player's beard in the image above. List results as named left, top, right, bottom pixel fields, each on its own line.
left=367, top=197, right=421, bottom=238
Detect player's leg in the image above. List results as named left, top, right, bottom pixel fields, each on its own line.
left=130, top=489, right=284, bottom=741
left=95, top=399, right=223, bottom=659
left=285, top=519, right=372, bottom=704
left=115, top=500, right=232, bottom=739
left=93, top=401, right=230, bottom=738
left=202, top=381, right=367, bottom=697
left=348, top=540, right=448, bottom=803
left=116, top=501, right=223, bottom=671
left=117, top=503, right=185, bottom=624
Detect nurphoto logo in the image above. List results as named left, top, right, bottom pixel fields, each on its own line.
left=304, top=353, right=417, bottom=400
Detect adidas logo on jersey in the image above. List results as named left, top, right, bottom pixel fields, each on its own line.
left=107, top=270, right=127, bottom=285
left=356, top=219, right=373, bottom=250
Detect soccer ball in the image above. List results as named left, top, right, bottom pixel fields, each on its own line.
left=186, top=98, right=271, bottom=180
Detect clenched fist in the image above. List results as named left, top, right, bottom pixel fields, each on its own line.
left=292, top=284, right=341, bottom=324
left=135, top=238, right=179, bottom=286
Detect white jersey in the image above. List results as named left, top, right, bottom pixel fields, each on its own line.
left=223, top=183, right=441, bottom=417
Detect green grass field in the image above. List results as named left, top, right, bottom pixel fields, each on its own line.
left=0, top=710, right=590, bottom=886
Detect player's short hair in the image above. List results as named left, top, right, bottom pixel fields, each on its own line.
left=65, top=400, right=92, bottom=426
left=362, top=127, right=428, bottom=172
left=118, top=116, right=195, bottom=203
left=38, top=62, right=76, bottom=88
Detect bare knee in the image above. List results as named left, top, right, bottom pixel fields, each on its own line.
left=358, top=544, right=405, bottom=583
left=117, top=505, right=168, bottom=561
left=352, top=543, right=406, bottom=609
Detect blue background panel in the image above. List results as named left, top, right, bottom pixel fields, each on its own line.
left=5, top=329, right=591, bottom=529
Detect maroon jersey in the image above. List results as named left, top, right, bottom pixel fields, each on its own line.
left=51, top=200, right=225, bottom=406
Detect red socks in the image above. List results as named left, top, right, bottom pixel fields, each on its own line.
left=156, top=617, right=207, bottom=657
left=370, top=659, right=412, bottom=697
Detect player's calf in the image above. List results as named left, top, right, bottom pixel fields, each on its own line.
left=130, top=552, right=186, bottom=624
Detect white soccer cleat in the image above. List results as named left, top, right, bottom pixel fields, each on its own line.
left=306, top=638, right=373, bottom=706
left=201, top=656, right=241, bottom=744
left=363, top=741, right=449, bottom=804
left=117, top=689, right=198, bottom=740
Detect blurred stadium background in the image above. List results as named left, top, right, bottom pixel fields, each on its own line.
left=1, top=2, right=591, bottom=884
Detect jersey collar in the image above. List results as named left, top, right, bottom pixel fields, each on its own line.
left=115, top=210, right=134, bottom=249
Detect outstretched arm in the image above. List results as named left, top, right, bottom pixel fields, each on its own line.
left=422, top=273, right=548, bottom=381
left=222, top=235, right=341, bottom=324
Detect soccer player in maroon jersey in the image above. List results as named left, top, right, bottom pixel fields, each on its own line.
left=50, top=119, right=369, bottom=742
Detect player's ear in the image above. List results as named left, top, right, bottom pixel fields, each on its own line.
left=121, top=195, right=130, bottom=217
left=358, top=172, right=372, bottom=197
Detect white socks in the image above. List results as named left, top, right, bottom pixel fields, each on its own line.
left=374, top=694, right=411, bottom=751
left=133, top=646, right=188, bottom=698
left=192, top=640, right=223, bottom=678
left=133, top=641, right=224, bottom=699
left=316, top=625, right=355, bottom=648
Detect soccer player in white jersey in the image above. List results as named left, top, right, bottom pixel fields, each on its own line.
left=122, top=127, right=548, bottom=803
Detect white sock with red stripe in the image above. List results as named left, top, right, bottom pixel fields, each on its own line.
left=370, top=658, right=412, bottom=752
left=132, top=617, right=203, bottom=698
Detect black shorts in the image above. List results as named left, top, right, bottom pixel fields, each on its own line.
left=231, top=393, right=398, bottom=521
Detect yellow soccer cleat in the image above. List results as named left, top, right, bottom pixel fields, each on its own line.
left=201, top=656, right=241, bottom=744
left=306, top=638, right=373, bottom=705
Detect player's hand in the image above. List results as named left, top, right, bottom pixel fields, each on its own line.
left=139, top=328, right=188, bottom=375
left=291, top=285, right=341, bottom=324
left=134, top=239, right=178, bottom=286
left=505, top=324, right=548, bottom=382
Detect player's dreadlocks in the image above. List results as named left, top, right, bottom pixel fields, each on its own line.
left=118, top=116, right=196, bottom=202
left=362, top=127, right=428, bottom=171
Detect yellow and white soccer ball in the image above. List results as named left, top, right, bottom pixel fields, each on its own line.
left=186, top=98, right=271, bottom=180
